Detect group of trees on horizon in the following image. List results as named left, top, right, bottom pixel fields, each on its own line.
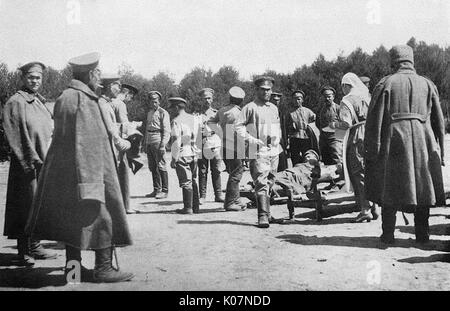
left=1, top=37, right=449, bottom=160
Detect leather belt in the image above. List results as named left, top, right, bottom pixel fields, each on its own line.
left=391, top=112, right=428, bottom=123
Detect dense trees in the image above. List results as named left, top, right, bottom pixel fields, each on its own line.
left=1, top=38, right=449, bottom=160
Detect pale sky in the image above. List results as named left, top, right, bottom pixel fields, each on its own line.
left=0, top=0, right=448, bottom=82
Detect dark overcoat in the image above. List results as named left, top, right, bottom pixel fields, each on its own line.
left=2, top=89, right=53, bottom=239
left=26, top=80, right=132, bottom=249
left=364, top=64, right=445, bottom=208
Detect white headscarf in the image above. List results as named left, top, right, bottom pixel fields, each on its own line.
left=341, top=72, right=371, bottom=105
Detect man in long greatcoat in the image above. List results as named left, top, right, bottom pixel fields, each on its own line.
left=364, top=45, right=445, bottom=244
left=26, top=52, right=134, bottom=283
left=2, top=62, right=57, bottom=266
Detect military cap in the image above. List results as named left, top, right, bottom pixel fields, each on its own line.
left=390, top=45, right=414, bottom=64
left=254, top=76, right=275, bottom=89
left=321, top=86, right=336, bottom=95
left=18, top=62, right=46, bottom=75
left=198, top=88, right=215, bottom=96
left=68, top=52, right=100, bottom=73
left=228, top=86, right=245, bottom=99
left=101, top=73, right=121, bottom=86
left=271, top=91, right=282, bottom=97
left=358, top=76, right=370, bottom=83
left=147, top=90, right=162, bottom=99
left=168, top=97, right=187, bottom=107
left=122, top=83, right=139, bottom=94
left=292, top=90, right=305, bottom=98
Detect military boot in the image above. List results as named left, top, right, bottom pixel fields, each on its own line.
left=380, top=206, right=396, bottom=244
left=192, top=180, right=200, bottom=214
left=65, top=245, right=92, bottom=283
left=176, top=188, right=194, bottom=214
left=414, top=207, right=430, bottom=243
left=93, top=247, right=135, bottom=283
left=16, top=237, right=35, bottom=267
left=29, top=240, right=58, bottom=260
left=257, top=194, right=270, bottom=228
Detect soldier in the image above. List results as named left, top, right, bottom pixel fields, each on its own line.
left=144, top=91, right=171, bottom=199
left=210, top=86, right=247, bottom=211
left=270, top=91, right=288, bottom=171
left=168, top=97, right=201, bottom=214
left=365, top=45, right=445, bottom=244
left=235, top=76, right=283, bottom=228
left=121, top=83, right=139, bottom=103
left=197, top=88, right=225, bottom=204
left=99, top=74, right=136, bottom=214
left=285, top=90, right=316, bottom=166
left=26, top=52, right=134, bottom=283
left=2, top=61, right=57, bottom=266
left=316, top=86, right=342, bottom=165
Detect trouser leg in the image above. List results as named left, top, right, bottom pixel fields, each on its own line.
left=349, top=169, right=371, bottom=214
left=147, top=146, right=162, bottom=193
left=414, top=206, right=430, bottom=242
left=192, top=160, right=200, bottom=213
left=250, top=157, right=276, bottom=228
left=289, top=138, right=302, bottom=166
left=198, top=158, right=208, bottom=198
left=118, top=156, right=130, bottom=211
left=211, top=157, right=224, bottom=201
left=175, top=157, right=194, bottom=214
left=224, top=158, right=244, bottom=210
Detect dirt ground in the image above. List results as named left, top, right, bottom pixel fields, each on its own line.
left=0, top=137, right=450, bottom=291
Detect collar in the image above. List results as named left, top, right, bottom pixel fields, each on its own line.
left=396, top=62, right=416, bottom=73
left=101, top=95, right=111, bottom=102
left=254, top=98, right=271, bottom=106
left=17, top=88, right=46, bottom=103
left=68, top=79, right=99, bottom=99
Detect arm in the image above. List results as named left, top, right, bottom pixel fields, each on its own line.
left=170, top=120, right=182, bottom=163
left=430, top=84, right=445, bottom=165
left=2, top=97, right=42, bottom=173
left=234, top=105, right=264, bottom=146
left=364, top=82, right=386, bottom=161
left=160, top=110, right=171, bottom=149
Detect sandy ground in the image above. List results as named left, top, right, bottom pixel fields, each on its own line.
left=0, top=138, right=450, bottom=291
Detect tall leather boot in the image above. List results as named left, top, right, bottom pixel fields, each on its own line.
left=212, top=169, right=224, bottom=203
left=16, top=236, right=34, bottom=266
left=257, top=194, right=270, bottom=228
left=65, top=245, right=91, bottom=282
left=177, top=188, right=194, bottom=214
left=380, top=206, right=396, bottom=244
left=192, top=180, right=200, bottom=214
left=414, top=206, right=430, bottom=243
left=93, top=247, right=135, bottom=283
left=30, top=240, right=58, bottom=260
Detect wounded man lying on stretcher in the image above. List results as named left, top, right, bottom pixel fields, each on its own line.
left=241, top=150, right=344, bottom=202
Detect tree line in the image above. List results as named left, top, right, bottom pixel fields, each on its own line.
left=1, top=37, right=449, bottom=160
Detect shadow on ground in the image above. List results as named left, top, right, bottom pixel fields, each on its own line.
left=290, top=217, right=357, bottom=225
left=276, top=234, right=450, bottom=251
left=398, top=253, right=450, bottom=264
left=398, top=224, right=450, bottom=236
left=135, top=207, right=225, bottom=214
left=178, top=219, right=255, bottom=227
left=0, top=266, right=66, bottom=288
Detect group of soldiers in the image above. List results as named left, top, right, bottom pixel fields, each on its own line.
left=1, top=44, right=446, bottom=284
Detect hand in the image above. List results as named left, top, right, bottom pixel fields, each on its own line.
left=254, top=139, right=265, bottom=147
left=170, top=159, right=177, bottom=169
left=114, top=137, right=131, bottom=152
left=159, top=148, right=166, bottom=158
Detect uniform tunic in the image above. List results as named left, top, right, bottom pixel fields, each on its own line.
left=235, top=99, right=282, bottom=195
left=213, top=104, right=245, bottom=209
left=316, top=102, right=342, bottom=165
left=3, top=89, right=53, bottom=239
left=285, top=106, right=316, bottom=165
left=26, top=80, right=132, bottom=249
left=364, top=63, right=445, bottom=208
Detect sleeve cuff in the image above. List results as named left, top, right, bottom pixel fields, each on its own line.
left=77, top=183, right=105, bottom=203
